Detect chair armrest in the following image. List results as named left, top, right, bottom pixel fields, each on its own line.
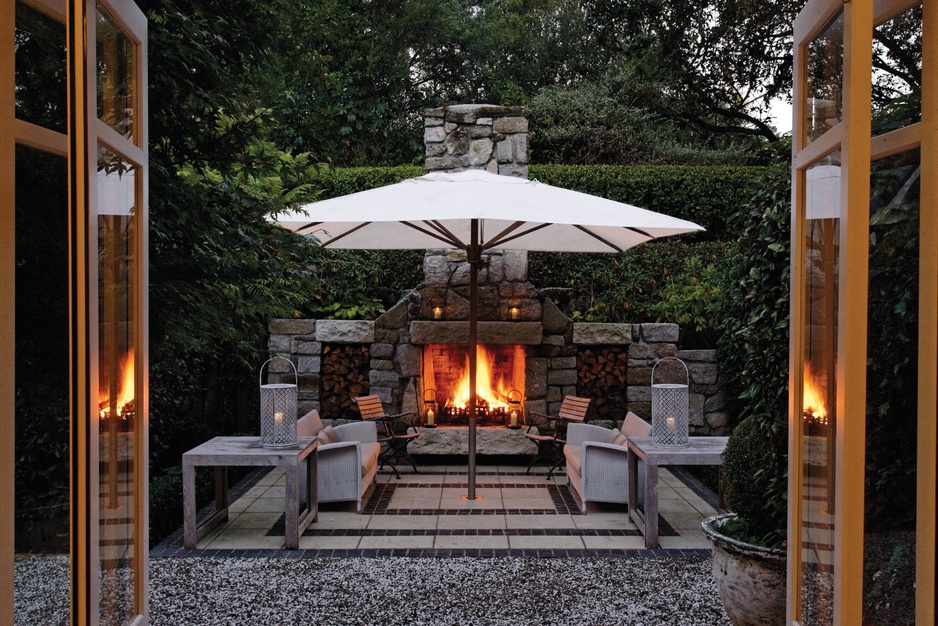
left=334, top=421, right=378, bottom=444
left=582, top=441, right=630, bottom=456
left=318, top=440, right=360, bottom=453
left=567, top=424, right=614, bottom=447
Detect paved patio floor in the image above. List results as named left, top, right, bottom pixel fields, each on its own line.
left=152, top=463, right=721, bottom=558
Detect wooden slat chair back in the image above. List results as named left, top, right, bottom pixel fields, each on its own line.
left=525, top=395, right=592, bottom=479
left=354, top=395, right=420, bottom=478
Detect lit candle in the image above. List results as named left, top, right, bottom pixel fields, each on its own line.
left=433, top=306, right=443, bottom=320
left=509, top=307, right=520, bottom=320
left=274, top=411, right=284, bottom=430
left=510, top=409, right=519, bottom=428
left=427, top=409, right=435, bottom=427
left=666, top=415, right=675, bottom=434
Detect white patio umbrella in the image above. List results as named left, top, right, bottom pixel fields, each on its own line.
left=271, top=168, right=704, bottom=498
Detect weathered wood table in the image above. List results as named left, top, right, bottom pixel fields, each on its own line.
left=183, top=436, right=318, bottom=549
left=626, top=436, right=728, bottom=549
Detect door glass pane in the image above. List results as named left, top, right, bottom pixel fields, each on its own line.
left=805, top=11, right=844, bottom=145
left=871, top=6, right=922, bottom=133
left=14, top=1, right=67, bottom=133
left=800, top=150, right=841, bottom=625
left=96, top=4, right=135, bottom=141
left=97, top=145, right=138, bottom=623
left=863, top=149, right=920, bottom=624
left=14, top=145, right=70, bottom=623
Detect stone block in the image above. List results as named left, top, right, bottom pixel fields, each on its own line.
left=573, top=323, right=632, bottom=345
left=409, top=321, right=543, bottom=345
left=483, top=253, right=503, bottom=283
left=373, top=387, right=394, bottom=405
left=689, top=394, right=705, bottom=426
left=444, top=128, right=471, bottom=155
left=423, top=254, right=451, bottom=287
left=371, top=359, right=394, bottom=371
left=640, top=323, right=680, bottom=343
left=269, top=319, right=316, bottom=335
left=296, top=373, right=320, bottom=391
left=704, top=390, right=728, bottom=412
left=688, top=363, right=719, bottom=385
left=627, top=403, right=651, bottom=421
left=424, top=126, right=446, bottom=144
left=469, top=138, right=493, bottom=163
left=370, top=369, right=400, bottom=388
left=656, top=344, right=677, bottom=358
left=425, top=142, right=446, bottom=157
left=551, top=356, right=576, bottom=369
left=377, top=299, right=409, bottom=329
left=408, top=427, right=537, bottom=456
left=476, top=117, right=493, bottom=126
left=677, top=349, right=717, bottom=362
left=396, top=344, right=421, bottom=377
left=706, top=411, right=730, bottom=430
left=512, top=134, right=529, bottom=163
left=498, top=163, right=528, bottom=178
left=628, top=386, right=651, bottom=402
left=546, top=386, right=562, bottom=403
left=627, top=367, right=652, bottom=386
left=542, top=334, right=565, bottom=347
left=424, top=116, right=443, bottom=127
left=293, top=338, right=321, bottom=355
left=296, top=356, right=321, bottom=374
left=548, top=369, right=577, bottom=386
left=493, top=116, right=529, bottom=133
left=503, top=250, right=528, bottom=281
left=525, top=399, right=547, bottom=418
left=652, top=358, right=688, bottom=384
left=444, top=122, right=458, bottom=133
left=268, top=335, right=291, bottom=352
left=469, top=125, right=492, bottom=139
left=371, top=342, right=394, bottom=359
left=495, top=137, right=513, bottom=163
left=693, top=384, right=719, bottom=396
left=423, top=107, right=445, bottom=118
left=541, top=298, right=569, bottom=334
left=525, top=358, right=548, bottom=397
left=315, top=320, right=375, bottom=343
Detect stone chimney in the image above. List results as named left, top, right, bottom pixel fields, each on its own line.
left=423, top=104, right=529, bottom=178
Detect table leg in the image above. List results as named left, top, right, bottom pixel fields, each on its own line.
left=628, top=448, right=638, bottom=524
left=285, top=462, right=299, bottom=549
left=644, top=462, right=659, bottom=549
left=183, top=461, right=196, bottom=549
left=214, top=466, right=228, bottom=512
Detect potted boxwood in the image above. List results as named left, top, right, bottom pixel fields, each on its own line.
left=704, top=163, right=791, bottom=625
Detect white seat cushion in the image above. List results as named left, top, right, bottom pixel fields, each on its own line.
left=360, top=442, right=381, bottom=476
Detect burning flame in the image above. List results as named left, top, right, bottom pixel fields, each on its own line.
left=100, top=348, right=135, bottom=420
left=448, top=346, right=513, bottom=411
left=803, top=361, right=827, bottom=425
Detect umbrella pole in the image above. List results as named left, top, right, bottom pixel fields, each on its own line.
left=467, top=219, right=480, bottom=500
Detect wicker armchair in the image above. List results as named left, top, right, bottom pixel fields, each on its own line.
left=564, top=412, right=650, bottom=513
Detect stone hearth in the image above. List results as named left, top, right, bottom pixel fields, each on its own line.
left=408, top=426, right=538, bottom=456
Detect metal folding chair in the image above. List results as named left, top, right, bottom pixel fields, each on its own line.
left=354, top=395, right=420, bottom=479
left=525, top=395, right=591, bottom=479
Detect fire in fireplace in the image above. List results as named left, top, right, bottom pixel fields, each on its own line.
left=422, top=344, right=525, bottom=427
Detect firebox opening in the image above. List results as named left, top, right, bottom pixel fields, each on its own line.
left=422, top=344, right=525, bottom=427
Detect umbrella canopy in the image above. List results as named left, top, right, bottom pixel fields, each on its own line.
left=271, top=168, right=704, bottom=499
left=273, top=169, right=702, bottom=253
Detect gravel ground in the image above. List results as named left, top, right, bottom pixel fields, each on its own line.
left=16, top=555, right=731, bottom=625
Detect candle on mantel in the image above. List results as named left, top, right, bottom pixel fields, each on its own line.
left=427, top=409, right=435, bottom=427
left=509, top=307, right=520, bottom=320
left=510, top=410, right=520, bottom=428
left=433, top=306, right=443, bottom=320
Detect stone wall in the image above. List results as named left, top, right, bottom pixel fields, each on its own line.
left=267, top=316, right=729, bottom=436
left=423, top=104, right=529, bottom=178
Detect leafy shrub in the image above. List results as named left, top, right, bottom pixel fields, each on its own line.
left=721, top=415, right=788, bottom=548
left=649, top=256, right=725, bottom=347
left=716, top=164, right=791, bottom=547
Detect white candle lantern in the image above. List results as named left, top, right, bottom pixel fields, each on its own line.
left=507, top=389, right=524, bottom=429
left=651, top=357, right=689, bottom=447
left=259, top=356, right=298, bottom=448
left=423, top=388, right=438, bottom=428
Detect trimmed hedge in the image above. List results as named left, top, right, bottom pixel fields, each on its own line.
left=529, top=164, right=765, bottom=241
left=310, top=165, right=424, bottom=200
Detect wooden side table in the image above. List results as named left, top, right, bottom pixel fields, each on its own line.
left=626, top=436, right=727, bottom=549
left=183, top=436, right=318, bottom=549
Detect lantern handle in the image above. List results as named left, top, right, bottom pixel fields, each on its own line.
left=651, top=357, right=688, bottom=386
left=259, top=356, right=298, bottom=386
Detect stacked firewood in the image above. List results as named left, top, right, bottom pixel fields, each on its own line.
left=576, top=347, right=627, bottom=420
left=320, top=344, right=370, bottom=419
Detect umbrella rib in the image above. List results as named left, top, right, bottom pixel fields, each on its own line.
left=317, top=222, right=372, bottom=247
left=419, top=220, right=467, bottom=250
left=573, top=225, right=631, bottom=253
left=484, top=223, right=551, bottom=249
left=479, top=221, right=529, bottom=250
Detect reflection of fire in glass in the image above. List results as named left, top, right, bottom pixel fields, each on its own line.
left=803, top=360, right=828, bottom=434
left=100, top=348, right=134, bottom=432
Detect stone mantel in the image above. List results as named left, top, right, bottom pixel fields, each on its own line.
left=410, top=321, right=543, bottom=345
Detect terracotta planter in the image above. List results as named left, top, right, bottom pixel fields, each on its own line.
left=702, top=514, right=787, bottom=626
